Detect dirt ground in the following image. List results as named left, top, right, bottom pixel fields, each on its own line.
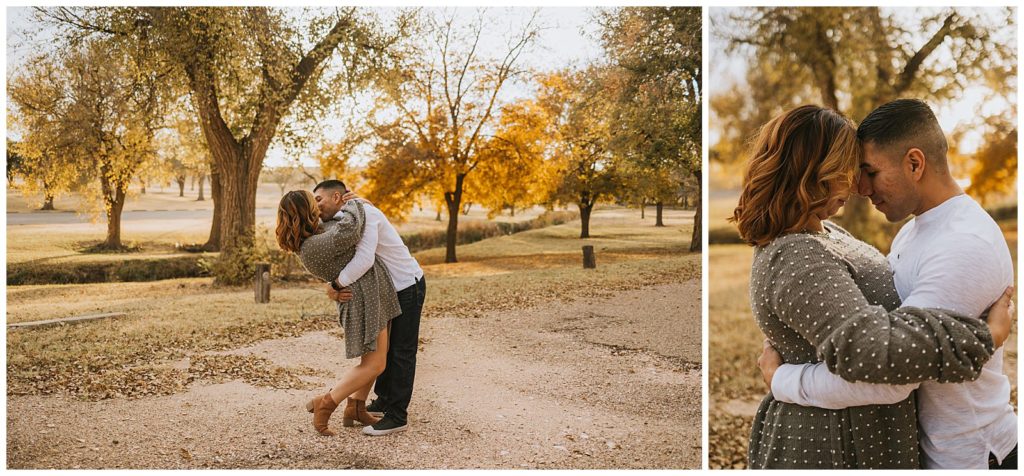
left=7, top=280, right=701, bottom=469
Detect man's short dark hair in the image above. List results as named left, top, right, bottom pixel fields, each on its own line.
left=857, top=98, right=948, bottom=169
left=313, top=179, right=347, bottom=193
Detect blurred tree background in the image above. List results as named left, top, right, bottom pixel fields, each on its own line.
left=8, top=6, right=701, bottom=280
left=710, top=6, right=1016, bottom=250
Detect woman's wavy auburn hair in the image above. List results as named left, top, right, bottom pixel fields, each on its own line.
left=276, top=190, right=321, bottom=253
left=731, top=105, right=859, bottom=247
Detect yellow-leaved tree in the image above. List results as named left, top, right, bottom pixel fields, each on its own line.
left=8, top=57, right=81, bottom=211
left=539, top=68, right=620, bottom=239
left=10, top=37, right=164, bottom=249
left=472, top=98, right=559, bottom=218
left=364, top=10, right=540, bottom=262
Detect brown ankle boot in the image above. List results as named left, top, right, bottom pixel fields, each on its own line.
left=342, top=398, right=381, bottom=427
left=305, top=393, right=339, bottom=436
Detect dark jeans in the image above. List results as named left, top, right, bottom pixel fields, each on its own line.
left=990, top=444, right=1018, bottom=469
left=373, top=276, right=425, bottom=425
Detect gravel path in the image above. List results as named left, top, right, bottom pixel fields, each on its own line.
left=7, top=280, right=701, bottom=469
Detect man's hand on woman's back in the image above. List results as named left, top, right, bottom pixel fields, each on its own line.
left=341, top=190, right=373, bottom=207
left=326, top=283, right=354, bottom=303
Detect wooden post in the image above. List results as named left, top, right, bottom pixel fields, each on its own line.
left=255, top=262, right=271, bottom=303
left=582, top=245, right=596, bottom=269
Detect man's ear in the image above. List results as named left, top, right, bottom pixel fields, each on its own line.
left=905, top=148, right=926, bottom=181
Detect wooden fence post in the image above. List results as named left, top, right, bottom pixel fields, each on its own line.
left=582, top=245, right=596, bottom=269
left=255, top=262, right=271, bottom=303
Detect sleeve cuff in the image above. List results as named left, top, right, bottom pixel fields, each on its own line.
left=770, top=364, right=803, bottom=403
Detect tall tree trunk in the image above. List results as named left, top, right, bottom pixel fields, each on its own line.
left=810, top=18, right=840, bottom=111
left=176, top=176, right=186, bottom=197
left=197, top=173, right=205, bottom=201
left=190, top=174, right=196, bottom=191
left=655, top=201, right=665, bottom=227
left=217, top=169, right=258, bottom=253
left=41, top=184, right=55, bottom=210
left=435, top=207, right=442, bottom=222
left=867, top=7, right=895, bottom=106
left=509, top=205, right=515, bottom=217
left=203, top=166, right=222, bottom=251
left=462, top=202, right=472, bottom=215
left=216, top=142, right=264, bottom=251
left=578, top=202, right=593, bottom=239
left=689, top=172, right=701, bottom=252
left=192, top=116, right=260, bottom=258
left=102, top=182, right=127, bottom=250
left=640, top=198, right=646, bottom=219
left=139, top=177, right=146, bottom=194
left=443, top=173, right=466, bottom=263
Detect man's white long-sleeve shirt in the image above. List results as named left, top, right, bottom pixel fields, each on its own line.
left=771, top=194, right=1017, bottom=469
left=334, top=201, right=423, bottom=292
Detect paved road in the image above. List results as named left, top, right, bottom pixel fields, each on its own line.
left=7, top=208, right=276, bottom=226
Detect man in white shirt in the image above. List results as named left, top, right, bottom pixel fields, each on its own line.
left=313, top=179, right=426, bottom=436
left=757, top=99, right=1017, bottom=469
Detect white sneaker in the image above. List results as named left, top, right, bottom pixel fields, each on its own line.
left=362, top=421, right=408, bottom=436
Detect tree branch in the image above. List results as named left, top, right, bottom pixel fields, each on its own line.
left=248, top=8, right=358, bottom=153
left=895, top=12, right=957, bottom=94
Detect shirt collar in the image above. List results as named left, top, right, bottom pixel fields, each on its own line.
left=914, top=193, right=968, bottom=228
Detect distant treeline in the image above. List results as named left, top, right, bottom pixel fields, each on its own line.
left=8, top=211, right=580, bottom=285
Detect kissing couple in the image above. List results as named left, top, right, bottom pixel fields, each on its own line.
left=276, top=180, right=426, bottom=437
left=733, top=99, right=1017, bottom=469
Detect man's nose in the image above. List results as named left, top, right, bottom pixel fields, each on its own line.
left=855, top=171, right=871, bottom=197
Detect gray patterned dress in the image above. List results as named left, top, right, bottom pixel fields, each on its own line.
left=299, top=200, right=402, bottom=359
left=747, top=221, right=995, bottom=469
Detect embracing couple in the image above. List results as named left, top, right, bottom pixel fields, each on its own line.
left=275, top=180, right=425, bottom=437
left=733, top=99, right=1018, bottom=469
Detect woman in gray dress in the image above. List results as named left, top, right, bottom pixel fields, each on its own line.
left=731, top=105, right=1005, bottom=468
left=277, top=190, right=402, bottom=436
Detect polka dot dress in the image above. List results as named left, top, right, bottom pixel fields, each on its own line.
left=300, top=200, right=402, bottom=359
left=746, top=222, right=996, bottom=469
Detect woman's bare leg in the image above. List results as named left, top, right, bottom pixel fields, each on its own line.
left=329, top=327, right=389, bottom=404
left=349, top=322, right=390, bottom=402
left=351, top=383, right=373, bottom=401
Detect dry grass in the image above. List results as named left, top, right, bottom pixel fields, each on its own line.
left=7, top=208, right=698, bottom=401
left=6, top=224, right=208, bottom=265
left=708, top=222, right=1019, bottom=468
left=708, top=194, right=738, bottom=232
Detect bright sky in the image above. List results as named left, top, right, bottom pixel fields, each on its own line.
left=709, top=7, right=1017, bottom=157
left=6, top=6, right=606, bottom=167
